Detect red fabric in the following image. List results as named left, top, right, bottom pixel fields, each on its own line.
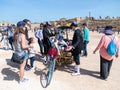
left=49, top=47, right=58, bottom=56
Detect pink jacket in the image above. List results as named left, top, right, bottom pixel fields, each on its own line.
left=97, top=35, right=119, bottom=60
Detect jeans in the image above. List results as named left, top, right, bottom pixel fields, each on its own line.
left=30, top=56, right=35, bottom=67
left=83, top=41, right=89, bottom=56
left=9, top=37, right=13, bottom=50
left=100, top=56, right=113, bottom=79
left=38, top=39, right=44, bottom=55
left=73, top=54, right=80, bottom=65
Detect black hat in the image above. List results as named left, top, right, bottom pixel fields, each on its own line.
left=70, top=22, right=78, bottom=27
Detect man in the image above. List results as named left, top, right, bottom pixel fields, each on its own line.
left=66, top=22, right=84, bottom=76
left=23, top=19, right=31, bottom=40
left=42, top=22, right=55, bottom=64
left=82, top=23, right=90, bottom=57
left=35, top=23, right=44, bottom=56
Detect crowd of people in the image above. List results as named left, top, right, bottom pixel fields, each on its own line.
left=0, top=19, right=119, bottom=84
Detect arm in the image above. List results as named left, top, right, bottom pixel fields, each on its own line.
left=72, top=30, right=81, bottom=48
left=93, top=36, right=104, bottom=54
left=20, top=34, right=32, bottom=49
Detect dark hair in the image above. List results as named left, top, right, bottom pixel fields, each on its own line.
left=23, top=19, right=30, bottom=23
left=82, top=23, right=87, bottom=26
left=105, top=25, right=113, bottom=30
left=70, top=22, right=78, bottom=27
left=28, top=37, right=34, bottom=45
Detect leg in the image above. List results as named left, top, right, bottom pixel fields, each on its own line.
left=39, top=40, right=44, bottom=55
left=72, top=54, right=80, bottom=76
left=108, top=60, right=113, bottom=76
left=100, top=56, right=109, bottom=79
left=83, top=41, right=89, bottom=56
left=38, top=39, right=44, bottom=55
left=30, top=57, right=35, bottom=68
left=20, top=60, right=26, bottom=80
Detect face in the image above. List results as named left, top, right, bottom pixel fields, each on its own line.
left=71, top=26, right=75, bottom=31
left=40, top=24, right=44, bottom=29
left=25, top=21, right=31, bottom=30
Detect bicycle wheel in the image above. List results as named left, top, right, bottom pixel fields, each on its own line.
left=47, top=60, right=55, bottom=85
left=40, top=72, right=48, bottom=88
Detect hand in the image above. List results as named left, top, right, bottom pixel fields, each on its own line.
left=66, top=46, right=72, bottom=51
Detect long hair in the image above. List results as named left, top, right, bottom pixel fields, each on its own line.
left=13, top=27, right=25, bottom=43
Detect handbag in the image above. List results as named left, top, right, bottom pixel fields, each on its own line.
left=11, top=53, right=24, bottom=64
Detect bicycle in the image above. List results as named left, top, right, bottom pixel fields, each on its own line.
left=40, top=38, right=58, bottom=88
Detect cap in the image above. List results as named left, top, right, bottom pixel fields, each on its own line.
left=17, top=21, right=25, bottom=27
left=70, top=22, right=78, bottom=27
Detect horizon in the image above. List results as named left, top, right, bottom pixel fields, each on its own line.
left=0, top=0, right=120, bottom=23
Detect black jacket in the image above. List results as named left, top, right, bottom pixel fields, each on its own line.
left=72, top=29, right=84, bottom=55
left=43, top=27, right=54, bottom=45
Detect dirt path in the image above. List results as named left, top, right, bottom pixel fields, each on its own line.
left=0, top=31, right=120, bottom=90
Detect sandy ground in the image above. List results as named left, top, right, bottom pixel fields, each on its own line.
left=0, top=31, right=120, bottom=90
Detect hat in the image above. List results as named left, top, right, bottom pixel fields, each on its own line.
left=23, top=19, right=30, bottom=23
left=17, top=21, right=25, bottom=27
left=104, top=26, right=113, bottom=35
left=70, top=22, right=78, bottom=27
left=46, top=21, right=52, bottom=26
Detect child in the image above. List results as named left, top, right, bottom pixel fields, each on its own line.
left=58, top=36, right=67, bottom=46
left=28, top=37, right=36, bottom=69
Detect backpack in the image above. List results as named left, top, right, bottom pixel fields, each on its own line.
left=107, top=36, right=117, bottom=56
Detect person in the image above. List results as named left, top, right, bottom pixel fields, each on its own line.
left=58, top=35, right=68, bottom=47
left=28, top=37, right=36, bottom=69
left=66, top=22, right=84, bottom=76
left=82, top=23, right=90, bottom=57
left=93, top=26, right=119, bottom=80
left=35, top=23, right=44, bottom=56
left=8, top=26, right=14, bottom=50
left=42, top=22, right=55, bottom=64
left=23, top=19, right=32, bottom=70
left=13, top=21, right=32, bottom=84
left=23, top=19, right=31, bottom=40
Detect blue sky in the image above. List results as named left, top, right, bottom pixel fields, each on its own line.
left=0, top=0, right=119, bottom=23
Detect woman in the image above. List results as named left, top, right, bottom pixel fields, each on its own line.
left=13, top=21, right=32, bottom=84
left=93, top=26, right=119, bottom=80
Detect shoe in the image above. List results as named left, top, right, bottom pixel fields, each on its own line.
left=24, top=66, right=31, bottom=71
left=31, top=66, right=36, bottom=70
left=81, top=55, right=87, bottom=57
left=69, top=67, right=77, bottom=72
left=71, top=72, right=80, bottom=76
left=43, top=60, right=48, bottom=65
left=100, top=76, right=107, bottom=81
left=19, top=78, right=29, bottom=84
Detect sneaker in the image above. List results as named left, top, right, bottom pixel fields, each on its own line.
left=43, top=60, right=48, bottom=65
left=24, top=66, right=31, bottom=71
left=31, top=66, right=36, bottom=70
left=69, top=67, right=77, bottom=72
left=71, top=72, right=80, bottom=76
left=19, top=78, right=29, bottom=84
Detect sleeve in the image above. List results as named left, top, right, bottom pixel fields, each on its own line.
left=72, top=30, right=81, bottom=48
left=97, top=36, right=105, bottom=49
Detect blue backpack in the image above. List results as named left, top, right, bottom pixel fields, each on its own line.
left=107, top=36, right=117, bottom=56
